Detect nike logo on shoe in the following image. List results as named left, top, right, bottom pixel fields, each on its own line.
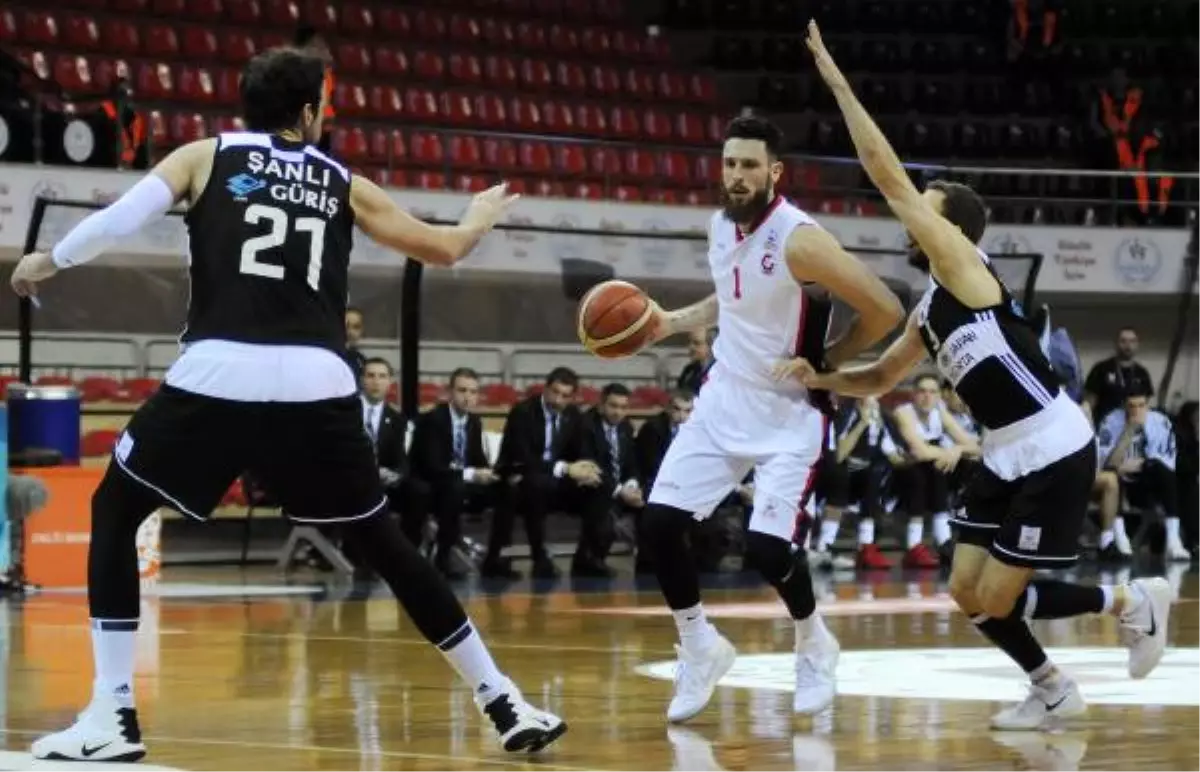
left=81, top=742, right=113, bottom=757
left=1044, top=695, right=1069, bottom=711
left=1147, top=608, right=1157, bottom=637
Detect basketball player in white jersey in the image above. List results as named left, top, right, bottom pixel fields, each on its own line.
left=779, top=23, right=1171, bottom=730
left=639, top=115, right=905, bottom=722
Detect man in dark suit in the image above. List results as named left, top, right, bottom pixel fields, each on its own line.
left=576, top=383, right=645, bottom=577
left=676, top=328, right=715, bottom=395
left=343, top=306, right=367, bottom=380
left=491, top=367, right=601, bottom=579
left=361, top=358, right=428, bottom=548
left=635, top=389, right=696, bottom=492
left=409, top=367, right=499, bottom=579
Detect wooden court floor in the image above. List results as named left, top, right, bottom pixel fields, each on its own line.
left=3, top=564, right=1198, bottom=771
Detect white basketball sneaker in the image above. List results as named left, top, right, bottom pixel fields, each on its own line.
left=1119, top=577, right=1172, bottom=679
left=31, top=693, right=146, bottom=762
left=667, top=634, right=737, bottom=723
left=794, top=622, right=839, bottom=714
left=990, top=676, right=1086, bottom=730
left=475, top=680, right=567, bottom=753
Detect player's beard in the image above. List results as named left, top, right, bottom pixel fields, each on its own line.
left=720, top=184, right=772, bottom=226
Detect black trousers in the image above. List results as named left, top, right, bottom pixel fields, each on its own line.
left=489, top=472, right=610, bottom=564
left=1124, top=459, right=1178, bottom=518
left=408, top=472, right=497, bottom=561
left=900, top=460, right=950, bottom=517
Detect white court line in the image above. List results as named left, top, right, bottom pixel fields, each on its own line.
left=0, top=729, right=599, bottom=772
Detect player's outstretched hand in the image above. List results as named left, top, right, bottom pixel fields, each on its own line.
left=771, top=356, right=818, bottom=386
left=462, top=183, right=520, bottom=233
left=10, top=251, right=58, bottom=299
left=805, top=20, right=849, bottom=92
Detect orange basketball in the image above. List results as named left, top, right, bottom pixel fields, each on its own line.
left=577, top=280, right=659, bottom=359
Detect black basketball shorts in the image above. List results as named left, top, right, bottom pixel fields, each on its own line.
left=112, top=384, right=387, bottom=523
left=951, top=441, right=1096, bottom=568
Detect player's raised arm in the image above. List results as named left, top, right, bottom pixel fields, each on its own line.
left=776, top=311, right=927, bottom=397
left=785, top=226, right=903, bottom=367
left=805, top=21, right=998, bottom=307
left=9, top=138, right=211, bottom=298
left=350, top=177, right=518, bottom=267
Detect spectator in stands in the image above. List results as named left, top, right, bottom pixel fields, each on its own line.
left=1175, top=401, right=1199, bottom=554
left=343, top=306, right=367, bottom=379
left=816, top=396, right=895, bottom=570
left=677, top=328, right=715, bottom=395
left=1097, top=388, right=1189, bottom=561
left=490, top=367, right=601, bottom=579
left=362, top=358, right=426, bottom=554
left=635, top=389, right=694, bottom=491
left=409, top=368, right=498, bottom=579
left=1083, top=326, right=1155, bottom=424
left=575, top=384, right=644, bottom=577
left=100, top=74, right=148, bottom=171
left=891, top=374, right=981, bottom=568
left=295, top=25, right=334, bottom=154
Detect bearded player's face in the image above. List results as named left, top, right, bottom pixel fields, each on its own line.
left=720, top=138, right=781, bottom=225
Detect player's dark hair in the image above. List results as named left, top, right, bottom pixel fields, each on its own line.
left=601, top=383, right=631, bottom=400
left=240, top=47, right=326, bottom=133
left=449, top=367, right=480, bottom=387
left=724, top=114, right=784, bottom=158
left=927, top=180, right=988, bottom=245
left=363, top=357, right=393, bottom=375
left=545, top=367, right=579, bottom=389
left=914, top=372, right=941, bottom=390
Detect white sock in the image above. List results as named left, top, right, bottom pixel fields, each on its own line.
left=795, top=612, right=829, bottom=646
left=437, top=622, right=506, bottom=699
left=858, top=518, right=875, bottom=546
left=932, top=512, right=951, bottom=546
left=1113, top=516, right=1128, bottom=540
left=906, top=518, right=924, bottom=549
left=818, top=519, right=840, bottom=550
left=1166, top=517, right=1182, bottom=545
left=673, top=604, right=718, bottom=651
left=1099, top=529, right=1114, bottom=549
left=91, top=619, right=138, bottom=709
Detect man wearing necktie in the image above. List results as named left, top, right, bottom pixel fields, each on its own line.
left=410, top=368, right=500, bottom=579
left=361, top=359, right=427, bottom=555
left=636, top=390, right=696, bottom=493
left=493, top=368, right=601, bottom=579
left=576, top=384, right=645, bottom=577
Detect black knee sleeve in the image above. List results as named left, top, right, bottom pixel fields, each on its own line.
left=89, top=467, right=163, bottom=620
left=745, top=531, right=816, bottom=620
left=641, top=503, right=701, bottom=610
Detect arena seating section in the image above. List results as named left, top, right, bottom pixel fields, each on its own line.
left=1, top=0, right=731, bottom=205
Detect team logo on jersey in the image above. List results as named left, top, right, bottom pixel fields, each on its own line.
left=761, top=253, right=776, bottom=274
left=225, top=173, right=266, bottom=198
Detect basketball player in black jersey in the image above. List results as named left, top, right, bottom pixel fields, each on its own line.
left=11, top=47, right=565, bottom=761
left=774, top=22, right=1172, bottom=731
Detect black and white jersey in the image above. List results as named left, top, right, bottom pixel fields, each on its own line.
left=915, top=253, right=1061, bottom=432
left=181, top=132, right=354, bottom=352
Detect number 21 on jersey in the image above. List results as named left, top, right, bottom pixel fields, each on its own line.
left=240, top=204, right=325, bottom=291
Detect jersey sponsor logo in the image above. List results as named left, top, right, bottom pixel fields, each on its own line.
left=936, top=323, right=987, bottom=384
left=760, top=253, right=776, bottom=274
left=225, top=173, right=266, bottom=198
left=246, top=151, right=333, bottom=187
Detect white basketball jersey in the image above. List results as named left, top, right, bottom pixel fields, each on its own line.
left=708, top=197, right=820, bottom=391
left=895, top=402, right=945, bottom=443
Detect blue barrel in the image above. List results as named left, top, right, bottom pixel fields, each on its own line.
left=7, top=384, right=81, bottom=466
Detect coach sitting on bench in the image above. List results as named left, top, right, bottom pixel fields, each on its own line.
left=361, top=359, right=428, bottom=547
left=576, top=383, right=644, bottom=577
left=409, top=367, right=498, bottom=579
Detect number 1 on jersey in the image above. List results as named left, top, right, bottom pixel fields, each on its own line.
left=733, top=265, right=742, bottom=300
left=240, top=204, right=326, bottom=291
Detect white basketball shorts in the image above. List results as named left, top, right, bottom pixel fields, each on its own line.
left=647, top=364, right=826, bottom=544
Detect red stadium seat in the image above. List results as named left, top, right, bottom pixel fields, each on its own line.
left=212, top=114, right=246, bottom=133
left=336, top=43, right=371, bottom=75
left=609, top=106, right=641, bottom=139
left=554, top=143, right=587, bottom=175
left=441, top=91, right=473, bottom=124
left=661, top=151, right=692, bottom=185
left=613, top=184, right=642, bottom=201
left=520, top=141, right=553, bottom=173
left=20, top=12, right=58, bottom=46
left=646, top=188, right=679, bottom=204
left=262, top=0, right=299, bottom=26
left=102, top=20, right=140, bottom=55
left=520, top=58, right=553, bottom=91
left=573, top=182, right=604, bottom=199
left=177, top=66, right=215, bottom=103
left=64, top=15, right=101, bottom=50
left=548, top=24, right=579, bottom=54
left=82, top=429, right=121, bottom=458
left=182, top=27, right=219, bottom=59
left=409, top=131, right=445, bottom=165
left=574, top=104, right=607, bottom=136
left=631, top=385, right=669, bottom=408
left=644, top=34, right=671, bottom=61
left=404, top=88, right=439, bottom=121
left=577, top=385, right=602, bottom=404
left=143, top=25, right=180, bottom=58
left=581, top=27, right=611, bottom=58
left=688, top=73, right=718, bottom=104
left=656, top=72, right=686, bottom=103
left=214, top=67, right=240, bottom=105
left=333, top=82, right=367, bottom=116
left=455, top=175, right=490, bottom=192
left=222, top=31, right=256, bottom=63
left=331, top=127, right=369, bottom=162
left=539, top=100, right=575, bottom=133
left=676, top=112, right=705, bottom=144
left=259, top=31, right=289, bottom=49
left=449, top=13, right=482, bottom=45
left=484, top=55, right=519, bottom=90
left=136, top=62, right=174, bottom=100
left=515, top=21, right=547, bottom=51
left=300, top=0, right=337, bottom=30
left=623, top=148, right=657, bottom=179
left=378, top=7, right=412, bottom=37
left=419, top=381, right=445, bottom=404
left=481, top=383, right=519, bottom=408
left=530, top=179, right=566, bottom=198
left=34, top=375, right=74, bottom=387
left=554, top=62, right=586, bottom=94
left=183, top=0, right=224, bottom=19
left=54, top=56, right=93, bottom=93
left=624, top=68, right=656, bottom=101
left=448, top=135, right=482, bottom=168
left=226, top=0, right=261, bottom=24
left=19, top=51, right=50, bottom=81
left=481, top=18, right=515, bottom=48
left=169, top=112, right=207, bottom=144
left=413, top=50, right=445, bottom=81
left=120, top=378, right=161, bottom=402
left=414, top=171, right=447, bottom=190
left=588, top=146, right=622, bottom=177
left=0, top=11, right=16, bottom=44
left=508, top=97, right=541, bottom=131
left=706, top=114, right=726, bottom=142
left=643, top=108, right=673, bottom=141
left=506, top=178, right=528, bottom=195
left=93, top=58, right=131, bottom=93
left=374, top=47, right=409, bottom=78
left=589, top=65, right=621, bottom=97
left=78, top=377, right=122, bottom=403
left=112, top=0, right=149, bottom=10
left=683, top=189, right=709, bottom=206
left=367, top=85, right=402, bottom=119
left=448, top=53, right=482, bottom=85
left=153, top=0, right=187, bottom=15
left=369, top=129, right=407, bottom=165
left=147, top=111, right=168, bottom=147
left=413, top=9, right=447, bottom=40
left=612, top=30, right=642, bottom=59
left=481, top=137, right=519, bottom=170
left=695, top=154, right=720, bottom=183
left=474, top=93, right=506, bottom=128
left=340, top=2, right=374, bottom=36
